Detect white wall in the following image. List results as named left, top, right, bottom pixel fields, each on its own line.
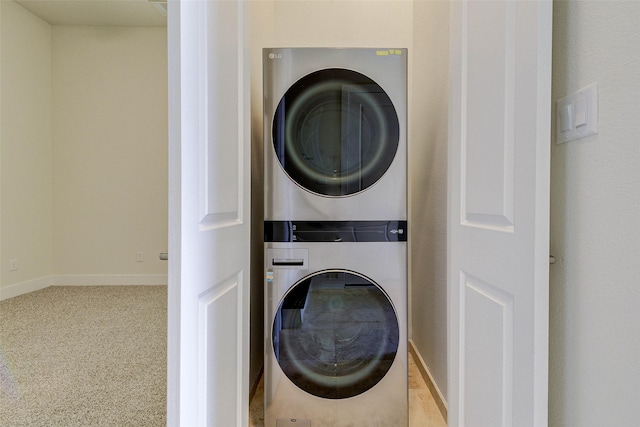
left=52, top=26, right=168, bottom=280
left=409, top=0, right=449, bottom=402
left=0, top=1, right=53, bottom=293
left=549, top=1, right=640, bottom=425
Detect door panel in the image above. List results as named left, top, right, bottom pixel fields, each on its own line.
left=463, top=1, right=516, bottom=229
left=199, top=273, right=243, bottom=426
left=448, top=0, right=552, bottom=426
left=200, top=1, right=241, bottom=225
left=462, top=273, right=514, bottom=427
left=168, top=1, right=250, bottom=426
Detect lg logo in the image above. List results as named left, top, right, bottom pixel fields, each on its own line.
left=268, top=52, right=282, bottom=60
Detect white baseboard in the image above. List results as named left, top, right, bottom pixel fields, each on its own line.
left=0, top=274, right=167, bottom=301
left=0, top=276, right=54, bottom=301
left=52, top=274, right=168, bottom=286
left=409, top=339, right=448, bottom=422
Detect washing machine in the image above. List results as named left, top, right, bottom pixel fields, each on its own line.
left=263, top=48, right=407, bottom=221
left=264, top=221, right=408, bottom=427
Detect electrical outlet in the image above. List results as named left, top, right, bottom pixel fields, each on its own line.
left=9, top=259, right=19, bottom=271
left=136, top=251, right=144, bottom=262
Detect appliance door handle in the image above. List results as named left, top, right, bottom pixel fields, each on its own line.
left=272, top=258, right=305, bottom=266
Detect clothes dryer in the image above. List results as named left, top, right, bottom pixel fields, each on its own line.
left=263, top=48, right=407, bottom=221
left=264, top=221, right=407, bottom=427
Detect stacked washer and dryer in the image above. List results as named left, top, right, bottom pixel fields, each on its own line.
left=263, top=48, right=408, bottom=427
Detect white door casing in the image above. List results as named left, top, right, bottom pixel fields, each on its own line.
left=448, top=1, right=552, bottom=426
left=167, top=0, right=251, bottom=426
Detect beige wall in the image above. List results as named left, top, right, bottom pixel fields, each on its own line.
left=0, top=1, right=168, bottom=297
left=550, top=1, right=640, bottom=425
left=0, top=1, right=54, bottom=292
left=52, top=26, right=167, bottom=279
left=270, top=0, right=413, bottom=48
left=409, top=0, right=449, bottom=402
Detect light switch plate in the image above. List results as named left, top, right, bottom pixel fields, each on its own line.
left=556, top=82, right=598, bottom=144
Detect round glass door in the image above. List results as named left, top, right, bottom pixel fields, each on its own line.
left=273, top=68, right=400, bottom=196
left=272, top=270, right=399, bottom=399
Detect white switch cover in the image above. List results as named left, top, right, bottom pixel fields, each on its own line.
left=559, top=103, right=572, bottom=132
left=556, top=82, right=598, bottom=144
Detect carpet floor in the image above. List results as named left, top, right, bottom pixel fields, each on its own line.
left=0, top=286, right=167, bottom=426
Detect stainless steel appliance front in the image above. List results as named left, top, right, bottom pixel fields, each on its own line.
left=264, top=241, right=408, bottom=426
left=264, top=48, right=407, bottom=221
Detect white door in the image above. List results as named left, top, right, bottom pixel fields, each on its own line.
left=167, top=0, right=251, bottom=426
left=448, top=1, right=552, bottom=426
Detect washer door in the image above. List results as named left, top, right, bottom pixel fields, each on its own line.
left=273, top=69, right=400, bottom=196
left=272, top=270, right=399, bottom=399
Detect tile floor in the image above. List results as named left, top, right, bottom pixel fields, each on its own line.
left=249, top=351, right=447, bottom=427
left=407, top=354, right=447, bottom=427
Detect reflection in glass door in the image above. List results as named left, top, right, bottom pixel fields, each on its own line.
left=273, top=69, right=400, bottom=197
left=272, top=270, right=399, bottom=399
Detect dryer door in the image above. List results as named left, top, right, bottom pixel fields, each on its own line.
left=273, top=69, right=400, bottom=197
left=272, top=270, right=399, bottom=399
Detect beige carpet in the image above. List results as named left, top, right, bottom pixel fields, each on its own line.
left=0, top=286, right=167, bottom=426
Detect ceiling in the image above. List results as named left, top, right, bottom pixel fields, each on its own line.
left=15, top=0, right=167, bottom=27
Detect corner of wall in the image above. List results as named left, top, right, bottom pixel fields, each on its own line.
left=0, top=1, right=54, bottom=291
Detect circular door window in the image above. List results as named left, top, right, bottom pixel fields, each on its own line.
left=273, top=69, right=400, bottom=197
left=272, top=270, right=399, bottom=399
